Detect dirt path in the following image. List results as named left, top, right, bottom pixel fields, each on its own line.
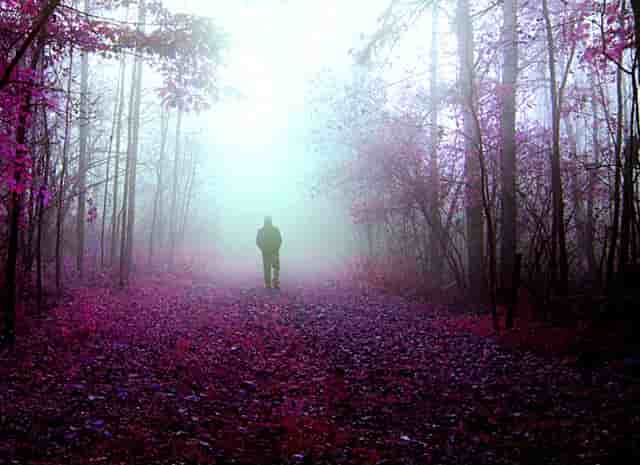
left=0, top=278, right=638, bottom=464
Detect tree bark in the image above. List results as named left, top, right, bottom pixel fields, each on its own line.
left=120, top=0, right=145, bottom=286
left=38, top=102, right=53, bottom=311
left=149, top=106, right=169, bottom=267
left=56, top=49, right=75, bottom=294
left=123, top=0, right=145, bottom=282
left=606, top=67, right=624, bottom=290
left=101, top=56, right=125, bottom=268
left=110, top=54, right=127, bottom=267
left=169, top=107, right=183, bottom=270
left=500, top=0, right=518, bottom=295
left=2, top=46, right=43, bottom=345
left=456, top=0, right=484, bottom=297
left=76, top=0, right=91, bottom=278
left=429, top=2, right=443, bottom=288
left=542, top=0, right=569, bottom=296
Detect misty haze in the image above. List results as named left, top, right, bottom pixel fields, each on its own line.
left=1, top=1, right=640, bottom=464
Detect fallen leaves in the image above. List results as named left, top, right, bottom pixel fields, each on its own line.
left=0, top=277, right=638, bottom=464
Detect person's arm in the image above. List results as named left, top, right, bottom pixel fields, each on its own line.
left=275, top=228, right=282, bottom=250
left=256, top=229, right=263, bottom=250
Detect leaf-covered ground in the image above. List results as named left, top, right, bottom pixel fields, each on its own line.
left=1, top=276, right=638, bottom=464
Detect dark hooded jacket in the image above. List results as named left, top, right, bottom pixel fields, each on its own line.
left=257, top=218, right=282, bottom=255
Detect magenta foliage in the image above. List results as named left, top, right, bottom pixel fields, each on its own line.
left=0, top=0, right=223, bottom=223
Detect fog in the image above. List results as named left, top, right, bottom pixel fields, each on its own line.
left=152, top=0, right=396, bottom=279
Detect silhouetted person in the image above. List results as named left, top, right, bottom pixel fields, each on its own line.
left=256, top=216, right=282, bottom=289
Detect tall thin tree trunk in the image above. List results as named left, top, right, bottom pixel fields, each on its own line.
left=101, top=58, right=124, bottom=268
left=149, top=106, right=168, bottom=267
left=120, top=0, right=145, bottom=285
left=37, top=105, right=52, bottom=311
left=180, top=149, right=197, bottom=239
left=500, top=0, right=518, bottom=303
left=607, top=67, right=624, bottom=289
left=56, top=49, right=74, bottom=294
left=586, top=95, right=599, bottom=282
left=619, top=135, right=635, bottom=270
left=457, top=0, right=484, bottom=297
left=169, top=107, right=183, bottom=270
left=429, top=2, right=443, bottom=288
left=110, top=54, right=127, bottom=267
left=542, top=0, right=569, bottom=296
left=76, top=0, right=91, bottom=278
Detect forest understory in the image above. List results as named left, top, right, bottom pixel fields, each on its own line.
left=1, top=274, right=638, bottom=465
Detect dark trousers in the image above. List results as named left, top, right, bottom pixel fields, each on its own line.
left=262, top=251, right=280, bottom=287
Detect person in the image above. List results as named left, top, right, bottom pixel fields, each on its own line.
left=256, top=216, right=282, bottom=289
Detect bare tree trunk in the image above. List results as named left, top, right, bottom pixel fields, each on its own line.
left=586, top=96, right=599, bottom=282
left=542, top=0, right=570, bottom=296
left=120, top=0, right=145, bottom=286
left=180, top=149, right=197, bottom=240
left=149, top=106, right=168, bottom=267
left=56, top=49, right=75, bottom=294
left=101, top=57, right=125, bottom=268
left=37, top=105, right=53, bottom=311
left=110, top=54, right=127, bottom=267
left=457, top=0, right=484, bottom=297
left=169, top=107, right=183, bottom=270
left=500, top=0, right=518, bottom=302
left=123, top=0, right=145, bottom=282
left=24, top=171, right=37, bottom=274
left=429, top=2, right=443, bottom=288
left=619, top=136, right=635, bottom=270
left=606, top=67, right=624, bottom=290
left=76, top=0, right=91, bottom=278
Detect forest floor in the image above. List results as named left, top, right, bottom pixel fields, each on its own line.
left=1, top=274, right=639, bottom=465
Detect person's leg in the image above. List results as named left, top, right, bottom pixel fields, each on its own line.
left=262, top=253, right=272, bottom=288
left=272, top=251, right=280, bottom=288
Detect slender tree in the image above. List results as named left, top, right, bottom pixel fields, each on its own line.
left=169, top=107, right=183, bottom=270
left=500, top=0, right=518, bottom=296
left=76, top=0, right=91, bottom=278
left=456, top=0, right=484, bottom=296
left=428, top=2, right=443, bottom=288
left=149, top=106, right=169, bottom=266
left=542, top=0, right=572, bottom=296
left=110, top=53, right=127, bottom=267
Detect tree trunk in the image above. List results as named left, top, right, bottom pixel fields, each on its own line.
left=429, top=2, right=443, bottom=289
left=542, top=0, right=569, bottom=296
left=38, top=104, right=53, bottom=311
left=619, top=136, right=635, bottom=270
left=457, top=0, right=484, bottom=297
left=56, top=49, right=75, bottom=294
left=123, top=0, right=145, bottom=282
left=586, top=95, right=599, bottom=283
left=120, top=0, right=145, bottom=286
left=101, top=56, right=125, bottom=268
left=149, top=106, right=168, bottom=267
left=500, top=0, right=518, bottom=296
left=110, top=54, right=127, bottom=267
left=606, top=67, right=624, bottom=290
left=76, top=0, right=91, bottom=278
left=169, top=108, right=183, bottom=270
left=2, top=46, right=42, bottom=345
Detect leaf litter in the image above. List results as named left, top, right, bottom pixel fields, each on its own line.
left=0, top=277, right=638, bottom=464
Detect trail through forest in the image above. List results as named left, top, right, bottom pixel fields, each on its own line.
left=1, top=277, right=638, bottom=465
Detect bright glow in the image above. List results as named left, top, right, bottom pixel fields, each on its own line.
left=160, top=0, right=445, bottom=275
